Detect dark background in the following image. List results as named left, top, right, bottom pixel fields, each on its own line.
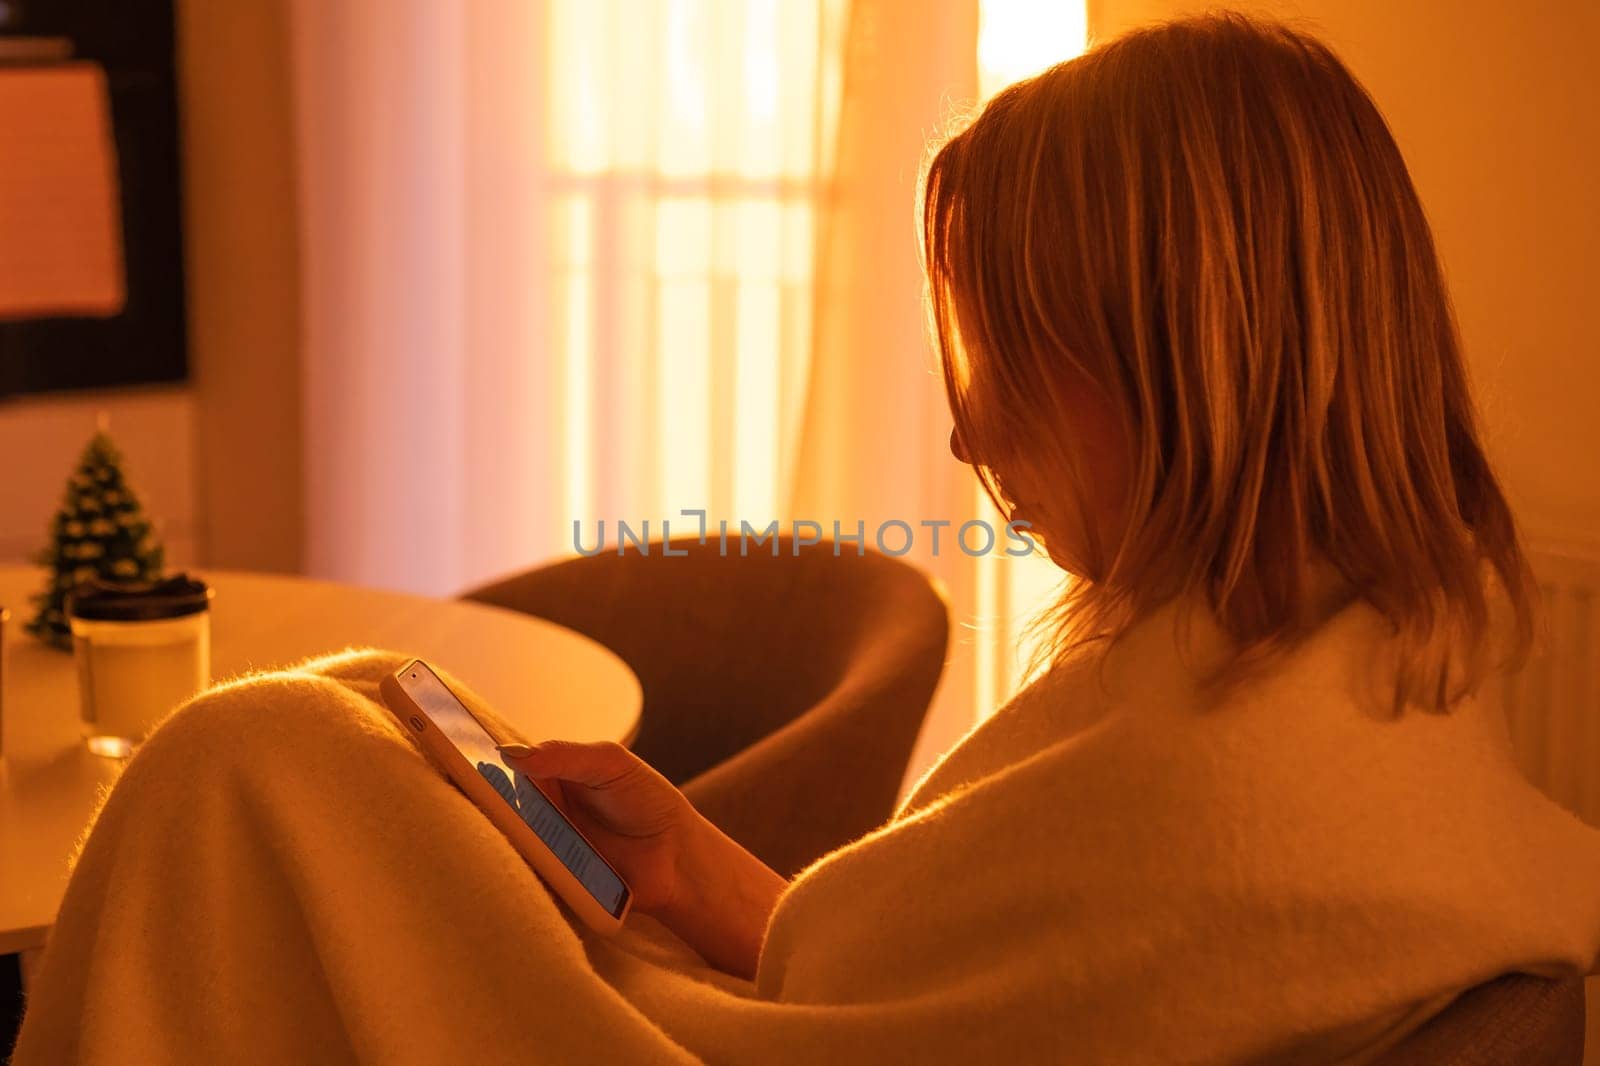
left=0, top=0, right=188, bottom=399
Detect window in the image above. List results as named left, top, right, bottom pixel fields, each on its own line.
left=543, top=0, right=843, bottom=529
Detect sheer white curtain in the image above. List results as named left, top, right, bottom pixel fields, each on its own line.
left=290, top=0, right=849, bottom=595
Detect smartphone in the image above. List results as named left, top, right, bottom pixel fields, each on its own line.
left=379, top=658, right=632, bottom=935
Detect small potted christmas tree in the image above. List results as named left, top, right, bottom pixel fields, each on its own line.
left=26, top=430, right=166, bottom=650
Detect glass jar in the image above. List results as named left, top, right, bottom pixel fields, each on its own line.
left=68, top=574, right=213, bottom=758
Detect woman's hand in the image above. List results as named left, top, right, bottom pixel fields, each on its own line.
left=498, top=739, right=789, bottom=980
left=496, top=740, right=693, bottom=916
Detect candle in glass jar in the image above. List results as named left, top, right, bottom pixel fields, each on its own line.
left=68, top=575, right=213, bottom=758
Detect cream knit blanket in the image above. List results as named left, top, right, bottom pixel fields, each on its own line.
left=14, top=595, right=1600, bottom=1064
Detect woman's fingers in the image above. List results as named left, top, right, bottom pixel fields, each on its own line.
left=500, top=740, right=687, bottom=843
left=498, top=739, right=638, bottom=789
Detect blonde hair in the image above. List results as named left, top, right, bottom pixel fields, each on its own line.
left=921, top=12, right=1535, bottom=715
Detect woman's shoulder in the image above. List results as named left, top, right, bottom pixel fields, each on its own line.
left=781, top=595, right=1600, bottom=1060
left=895, top=651, right=1110, bottom=818
left=897, top=591, right=1566, bottom=829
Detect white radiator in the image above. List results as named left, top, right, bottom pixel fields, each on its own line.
left=1498, top=545, right=1600, bottom=827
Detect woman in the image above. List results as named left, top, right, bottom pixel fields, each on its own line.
left=16, top=12, right=1600, bottom=1064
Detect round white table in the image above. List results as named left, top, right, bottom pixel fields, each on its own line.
left=0, top=566, right=641, bottom=956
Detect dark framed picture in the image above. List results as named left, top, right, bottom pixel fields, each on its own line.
left=0, top=0, right=187, bottom=398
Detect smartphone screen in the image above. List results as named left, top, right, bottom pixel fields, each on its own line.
left=400, top=663, right=630, bottom=917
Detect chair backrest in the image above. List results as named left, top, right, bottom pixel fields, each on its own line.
left=461, top=537, right=950, bottom=876
left=1372, top=974, right=1586, bottom=1065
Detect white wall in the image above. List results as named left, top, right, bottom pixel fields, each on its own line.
left=0, top=387, right=199, bottom=568
left=1088, top=0, right=1600, bottom=554
left=175, top=0, right=305, bottom=575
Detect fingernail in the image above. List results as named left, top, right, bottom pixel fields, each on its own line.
left=497, top=743, right=533, bottom=758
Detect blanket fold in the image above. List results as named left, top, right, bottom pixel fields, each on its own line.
left=14, top=595, right=1600, bottom=1064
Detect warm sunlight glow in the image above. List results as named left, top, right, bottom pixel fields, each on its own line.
left=664, top=1, right=712, bottom=177
left=562, top=271, right=595, bottom=525
left=548, top=1, right=611, bottom=176
left=544, top=0, right=841, bottom=533
left=978, top=0, right=1089, bottom=100
left=656, top=198, right=715, bottom=513
left=742, top=0, right=781, bottom=126
left=733, top=200, right=783, bottom=519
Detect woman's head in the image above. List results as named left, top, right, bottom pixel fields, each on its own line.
left=922, top=12, right=1535, bottom=714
